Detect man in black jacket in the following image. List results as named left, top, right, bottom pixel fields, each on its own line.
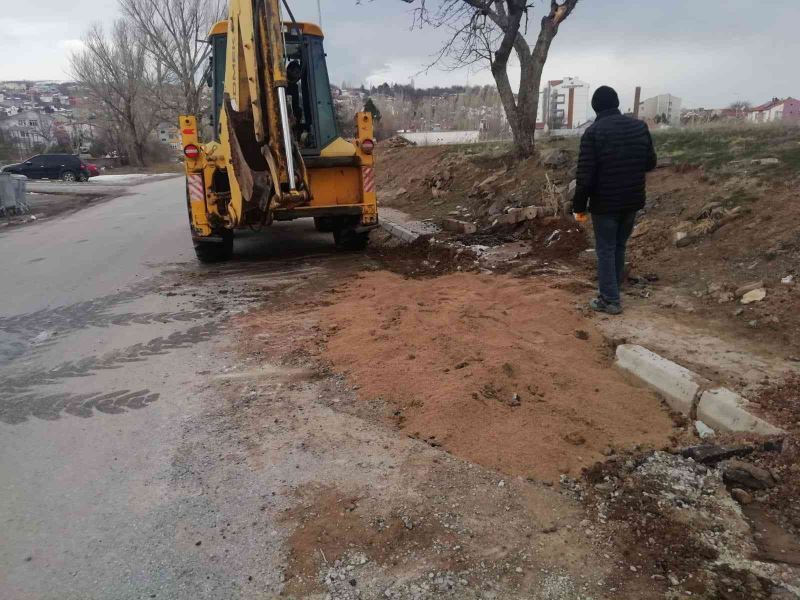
left=573, top=85, right=657, bottom=315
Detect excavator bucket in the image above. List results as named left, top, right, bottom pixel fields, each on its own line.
left=224, top=94, right=272, bottom=210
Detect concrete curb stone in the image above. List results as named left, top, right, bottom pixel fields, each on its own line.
left=615, top=344, right=785, bottom=435
left=380, top=220, right=421, bottom=244
left=697, top=388, right=784, bottom=435
left=615, top=344, right=708, bottom=416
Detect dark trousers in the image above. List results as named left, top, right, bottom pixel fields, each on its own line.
left=592, top=210, right=637, bottom=306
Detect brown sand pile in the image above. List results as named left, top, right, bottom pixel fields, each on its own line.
left=320, top=271, right=675, bottom=481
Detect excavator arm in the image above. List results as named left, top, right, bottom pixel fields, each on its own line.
left=224, top=0, right=310, bottom=211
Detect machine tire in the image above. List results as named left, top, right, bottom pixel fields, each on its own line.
left=333, top=228, right=369, bottom=251
left=61, top=170, right=77, bottom=182
left=77, top=172, right=88, bottom=182
left=193, top=231, right=234, bottom=263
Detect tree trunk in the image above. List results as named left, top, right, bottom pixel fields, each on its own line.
left=486, top=1, right=578, bottom=158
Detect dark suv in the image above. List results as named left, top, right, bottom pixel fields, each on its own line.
left=1, top=154, right=91, bottom=182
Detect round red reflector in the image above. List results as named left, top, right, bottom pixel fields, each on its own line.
left=183, top=144, right=200, bottom=159
left=361, top=139, right=375, bottom=154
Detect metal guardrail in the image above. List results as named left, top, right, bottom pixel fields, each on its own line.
left=0, top=173, right=29, bottom=216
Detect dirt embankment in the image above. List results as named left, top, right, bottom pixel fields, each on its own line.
left=376, top=132, right=800, bottom=355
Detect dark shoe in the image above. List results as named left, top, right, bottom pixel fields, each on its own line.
left=590, top=297, right=622, bottom=315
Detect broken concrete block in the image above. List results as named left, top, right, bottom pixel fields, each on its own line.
left=520, top=205, right=539, bottom=220
left=740, top=288, right=766, bottom=304
left=696, top=387, right=784, bottom=435
left=493, top=211, right=521, bottom=226
left=441, top=218, right=477, bottom=234
left=734, top=281, right=764, bottom=297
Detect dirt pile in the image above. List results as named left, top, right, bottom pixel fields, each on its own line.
left=755, top=374, right=800, bottom=434
left=318, top=270, right=675, bottom=481
left=367, top=238, right=480, bottom=278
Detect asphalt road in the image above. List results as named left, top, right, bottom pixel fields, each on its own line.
left=0, top=177, right=343, bottom=599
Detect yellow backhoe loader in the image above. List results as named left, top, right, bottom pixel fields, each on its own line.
left=180, top=0, right=377, bottom=262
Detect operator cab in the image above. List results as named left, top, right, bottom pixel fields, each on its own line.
left=207, top=21, right=338, bottom=156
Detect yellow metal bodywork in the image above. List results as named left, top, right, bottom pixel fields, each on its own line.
left=180, top=1, right=377, bottom=241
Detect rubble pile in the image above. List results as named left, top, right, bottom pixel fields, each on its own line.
left=584, top=448, right=800, bottom=599
left=383, top=135, right=417, bottom=148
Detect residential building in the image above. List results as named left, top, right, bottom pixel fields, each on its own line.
left=747, top=97, right=800, bottom=123
left=639, top=94, right=682, bottom=126
left=157, top=122, right=181, bottom=150
left=538, top=77, right=591, bottom=130
left=0, top=109, right=53, bottom=153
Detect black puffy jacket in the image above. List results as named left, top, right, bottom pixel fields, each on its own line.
left=572, top=108, right=657, bottom=214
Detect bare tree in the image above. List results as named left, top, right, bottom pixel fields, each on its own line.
left=407, top=0, right=579, bottom=157
left=728, top=100, right=751, bottom=119
left=70, top=20, right=164, bottom=165
left=119, top=0, right=224, bottom=116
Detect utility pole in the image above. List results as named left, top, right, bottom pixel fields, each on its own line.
left=633, top=86, right=642, bottom=119
left=317, top=0, right=322, bottom=25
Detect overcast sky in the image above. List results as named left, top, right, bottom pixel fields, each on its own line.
left=1, top=0, right=798, bottom=110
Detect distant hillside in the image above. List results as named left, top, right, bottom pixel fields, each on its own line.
left=334, top=84, right=510, bottom=140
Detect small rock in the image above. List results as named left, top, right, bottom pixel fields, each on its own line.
left=564, top=431, right=586, bottom=446
left=731, top=488, right=753, bottom=505
left=735, top=281, right=764, bottom=297
left=574, top=329, right=589, bottom=340
left=541, top=525, right=558, bottom=534
left=782, top=275, right=794, bottom=285
left=400, top=515, right=414, bottom=530
left=509, top=393, right=521, bottom=407
left=31, top=330, right=55, bottom=343
left=498, top=480, right=505, bottom=487
left=716, top=292, right=734, bottom=303
left=740, top=288, right=766, bottom=304
left=723, top=460, right=777, bottom=490
left=694, top=420, right=716, bottom=440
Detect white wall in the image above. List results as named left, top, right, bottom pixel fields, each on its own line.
left=399, top=131, right=481, bottom=146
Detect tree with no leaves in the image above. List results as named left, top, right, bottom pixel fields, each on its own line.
left=407, top=0, right=579, bottom=157
left=70, top=21, right=164, bottom=165
left=119, top=0, right=224, bottom=116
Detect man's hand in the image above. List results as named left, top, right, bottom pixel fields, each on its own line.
left=573, top=212, right=589, bottom=223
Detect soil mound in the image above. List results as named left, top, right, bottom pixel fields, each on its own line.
left=319, top=271, right=675, bottom=481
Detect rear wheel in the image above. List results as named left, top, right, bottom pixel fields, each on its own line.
left=61, top=170, right=77, bottom=182
left=77, top=172, right=88, bottom=182
left=333, top=228, right=369, bottom=251
left=193, top=231, right=233, bottom=263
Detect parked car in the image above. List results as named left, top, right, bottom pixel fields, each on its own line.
left=86, top=163, right=101, bottom=177
left=1, top=154, right=91, bottom=182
